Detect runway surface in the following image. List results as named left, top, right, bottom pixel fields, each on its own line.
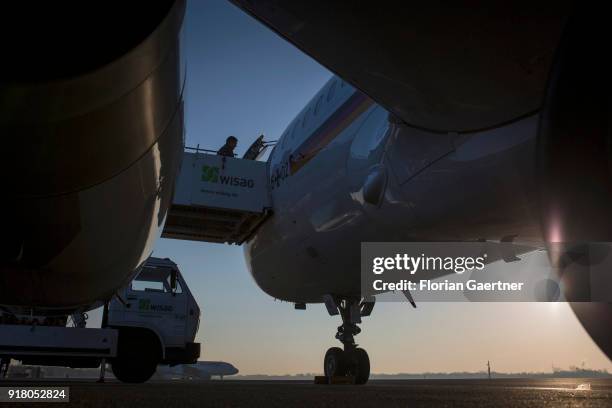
left=1, top=378, right=611, bottom=407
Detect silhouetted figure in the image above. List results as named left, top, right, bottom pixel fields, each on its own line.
left=0, top=358, right=10, bottom=378
left=97, top=359, right=106, bottom=383
left=217, top=136, right=238, bottom=157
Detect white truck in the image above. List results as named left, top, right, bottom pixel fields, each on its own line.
left=0, top=257, right=200, bottom=383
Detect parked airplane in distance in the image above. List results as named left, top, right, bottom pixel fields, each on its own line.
left=156, top=361, right=239, bottom=381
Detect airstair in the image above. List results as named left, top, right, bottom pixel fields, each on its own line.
left=162, top=146, right=272, bottom=244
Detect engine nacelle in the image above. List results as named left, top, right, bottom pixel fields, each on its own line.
left=0, top=1, right=186, bottom=315
left=538, top=6, right=612, bottom=360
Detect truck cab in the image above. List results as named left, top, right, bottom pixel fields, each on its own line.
left=0, top=257, right=200, bottom=384
left=107, top=257, right=200, bottom=382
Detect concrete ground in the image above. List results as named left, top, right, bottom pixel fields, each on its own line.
left=1, top=378, right=611, bottom=407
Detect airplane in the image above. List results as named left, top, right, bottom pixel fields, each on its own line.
left=1, top=0, right=611, bottom=387
left=233, top=1, right=612, bottom=384
left=156, top=361, right=239, bottom=381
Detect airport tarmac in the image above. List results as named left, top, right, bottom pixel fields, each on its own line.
left=1, top=378, right=611, bottom=407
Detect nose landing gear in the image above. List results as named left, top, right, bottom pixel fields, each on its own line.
left=324, top=346, right=370, bottom=385
left=322, top=296, right=373, bottom=384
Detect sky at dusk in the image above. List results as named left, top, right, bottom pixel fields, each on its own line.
left=92, top=0, right=612, bottom=375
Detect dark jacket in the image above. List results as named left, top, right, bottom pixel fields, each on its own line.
left=217, top=144, right=235, bottom=157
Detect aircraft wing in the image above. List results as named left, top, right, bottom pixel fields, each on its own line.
left=229, top=0, right=569, bottom=132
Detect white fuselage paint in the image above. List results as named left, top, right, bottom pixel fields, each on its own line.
left=245, top=76, right=541, bottom=303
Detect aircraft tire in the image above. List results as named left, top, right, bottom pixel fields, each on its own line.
left=323, top=347, right=347, bottom=377
left=347, top=348, right=370, bottom=385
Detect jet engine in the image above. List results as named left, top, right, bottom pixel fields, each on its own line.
left=537, top=6, right=612, bottom=359
left=0, top=1, right=186, bottom=315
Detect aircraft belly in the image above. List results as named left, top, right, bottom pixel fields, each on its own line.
left=247, top=112, right=541, bottom=303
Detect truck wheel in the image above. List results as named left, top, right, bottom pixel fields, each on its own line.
left=111, top=329, right=160, bottom=383
left=111, top=357, right=157, bottom=383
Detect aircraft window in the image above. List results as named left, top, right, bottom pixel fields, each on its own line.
left=314, top=95, right=323, bottom=115
left=327, top=80, right=337, bottom=102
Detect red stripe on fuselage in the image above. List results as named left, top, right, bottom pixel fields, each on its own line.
left=290, top=91, right=373, bottom=174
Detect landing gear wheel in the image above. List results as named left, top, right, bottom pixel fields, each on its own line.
left=347, top=348, right=370, bottom=384
left=324, top=347, right=347, bottom=377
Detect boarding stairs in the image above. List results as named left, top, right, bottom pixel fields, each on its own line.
left=162, top=143, right=273, bottom=245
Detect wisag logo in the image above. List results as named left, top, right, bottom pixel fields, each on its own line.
left=201, top=165, right=255, bottom=188
left=138, top=298, right=151, bottom=311
left=138, top=298, right=173, bottom=312
left=201, top=165, right=220, bottom=183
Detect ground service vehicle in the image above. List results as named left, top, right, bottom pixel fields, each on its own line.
left=0, top=257, right=200, bottom=383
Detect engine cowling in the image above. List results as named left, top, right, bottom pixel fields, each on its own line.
left=538, top=6, right=612, bottom=360
left=0, top=1, right=186, bottom=315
